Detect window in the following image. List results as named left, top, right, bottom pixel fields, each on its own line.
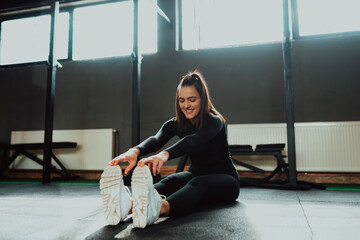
left=297, top=0, right=360, bottom=37
left=0, top=0, right=157, bottom=65
left=73, top=0, right=157, bottom=60
left=181, top=0, right=283, bottom=50
left=0, top=13, right=69, bottom=65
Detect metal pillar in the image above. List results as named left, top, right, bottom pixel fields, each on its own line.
left=130, top=1, right=172, bottom=146
left=282, top=0, right=297, bottom=186
left=132, top=0, right=141, bottom=146
left=43, top=0, right=59, bottom=184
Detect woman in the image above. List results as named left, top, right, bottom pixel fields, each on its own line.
left=100, top=70, right=240, bottom=228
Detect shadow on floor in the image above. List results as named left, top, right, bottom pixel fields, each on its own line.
left=86, top=201, right=258, bottom=240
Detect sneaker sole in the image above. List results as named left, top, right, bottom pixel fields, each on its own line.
left=100, top=165, right=122, bottom=225
left=132, top=166, right=149, bottom=228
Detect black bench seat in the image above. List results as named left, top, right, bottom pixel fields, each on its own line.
left=1, top=142, right=77, bottom=150
left=0, top=142, right=77, bottom=178
left=229, top=143, right=288, bottom=178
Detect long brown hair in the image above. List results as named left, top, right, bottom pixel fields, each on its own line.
left=175, top=70, right=225, bottom=134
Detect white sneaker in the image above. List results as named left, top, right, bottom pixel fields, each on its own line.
left=131, top=166, right=163, bottom=228
left=100, top=165, right=131, bottom=225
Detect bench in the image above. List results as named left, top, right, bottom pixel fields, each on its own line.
left=229, top=143, right=289, bottom=181
left=230, top=144, right=326, bottom=189
left=0, top=142, right=77, bottom=178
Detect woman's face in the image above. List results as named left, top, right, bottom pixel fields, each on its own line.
left=178, top=85, right=201, bottom=124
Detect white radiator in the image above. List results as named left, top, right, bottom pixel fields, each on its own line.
left=10, top=129, right=116, bottom=170
left=227, top=122, right=360, bottom=172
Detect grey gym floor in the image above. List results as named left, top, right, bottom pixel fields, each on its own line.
left=0, top=183, right=359, bottom=240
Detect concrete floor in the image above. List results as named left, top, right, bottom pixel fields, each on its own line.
left=0, top=183, right=359, bottom=240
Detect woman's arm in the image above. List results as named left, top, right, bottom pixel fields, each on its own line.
left=108, top=119, right=176, bottom=174
left=164, top=115, right=223, bottom=159
left=136, top=118, right=177, bottom=156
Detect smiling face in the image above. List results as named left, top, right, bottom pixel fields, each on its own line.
left=178, top=85, right=201, bottom=124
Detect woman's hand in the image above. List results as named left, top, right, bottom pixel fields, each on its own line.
left=108, top=148, right=140, bottom=175
left=137, top=151, right=169, bottom=176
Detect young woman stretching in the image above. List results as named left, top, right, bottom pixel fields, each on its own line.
left=100, top=70, right=240, bottom=228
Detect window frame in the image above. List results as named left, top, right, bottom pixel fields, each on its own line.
left=0, top=6, right=73, bottom=67
left=0, top=0, right=158, bottom=68
left=292, top=0, right=360, bottom=40
left=177, top=0, right=360, bottom=51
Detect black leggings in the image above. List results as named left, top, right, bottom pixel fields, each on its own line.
left=154, top=171, right=240, bottom=216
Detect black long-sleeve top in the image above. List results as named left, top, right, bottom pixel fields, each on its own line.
left=136, top=114, right=239, bottom=180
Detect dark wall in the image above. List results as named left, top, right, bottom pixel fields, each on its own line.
left=1, top=0, right=360, bottom=157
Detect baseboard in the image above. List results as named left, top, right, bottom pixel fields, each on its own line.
left=237, top=171, right=360, bottom=184
left=1, top=166, right=360, bottom=184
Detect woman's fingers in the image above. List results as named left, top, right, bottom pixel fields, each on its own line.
left=148, top=162, right=153, bottom=171
left=155, top=159, right=164, bottom=175
left=108, top=151, right=137, bottom=171
left=108, top=159, right=119, bottom=166
left=124, top=160, right=136, bottom=175
left=109, top=154, right=126, bottom=166
left=138, top=157, right=164, bottom=176
left=154, top=163, right=162, bottom=176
